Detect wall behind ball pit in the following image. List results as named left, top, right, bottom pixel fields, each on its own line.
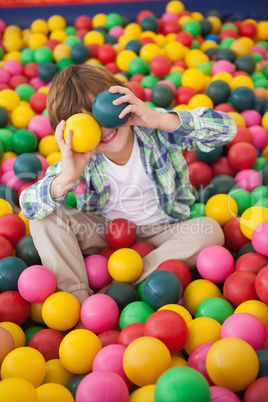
left=0, top=0, right=268, bottom=28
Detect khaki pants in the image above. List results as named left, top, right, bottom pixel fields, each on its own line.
left=30, top=206, right=224, bottom=304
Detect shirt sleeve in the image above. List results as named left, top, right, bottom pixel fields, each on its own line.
left=171, top=107, right=237, bottom=152
left=19, top=161, right=82, bottom=220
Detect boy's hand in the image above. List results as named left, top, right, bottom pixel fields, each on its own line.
left=109, top=86, right=181, bottom=131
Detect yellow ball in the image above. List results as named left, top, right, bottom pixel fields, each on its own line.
left=36, top=383, right=74, bottom=402
left=31, top=19, right=49, bottom=35
left=28, top=33, right=48, bottom=50
left=261, top=144, right=268, bottom=158
left=206, top=16, right=222, bottom=34
left=178, top=16, right=193, bottom=28
left=18, top=211, right=30, bottom=235
left=188, top=94, right=214, bottom=109
left=0, top=199, right=13, bottom=216
left=38, top=135, right=60, bottom=157
left=262, top=111, right=268, bottom=131
left=165, top=41, right=187, bottom=62
left=129, top=384, right=155, bottom=402
left=83, top=31, right=105, bottom=46
left=240, top=206, right=268, bottom=239
left=139, top=31, right=157, bottom=40
left=166, top=0, right=185, bottom=14
left=235, top=300, right=268, bottom=332
left=0, top=89, right=20, bottom=112
left=43, top=359, right=75, bottom=385
left=64, top=113, right=101, bottom=153
left=158, top=304, right=193, bottom=324
left=191, top=12, right=204, bottom=22
left=205, top=194, right=238, bottom=226
left=4, top=51, right=22, bottom=62
left=200, top=40, right=219, bottom=52
left=108, top=248, right=143, bottom=282
left=49, top=29, right=68, bottom=43
left=11, top=105, right=35, bottom=128
left=0, top=151, right=17, bottom=164
left=0, top=322, right=26, bottom=348
left=42, top=292, right=80, bottom=331
left=118, top=34, right=137, bottom=48
left=257, top=21, right=268, bottom=40
left=183, top=279, right=222, bottom=316
left=123, top=336, right=171, bottom=386
left=46, top=152, right=61, bottom=166
left=184, top=49, right=210, bottom=68
left=3, top=34, right=23, bottom=52
left=139, top=43, right=162, bottom=63
left=47, top=15, right=66, bottom=32
left=0, top=378, right=39, bottom=402
left=211, top=72, right=233, bottom=85
left=228, top=111, right=246, bottom=127
left=30, top=302, right=45, bottom=324
left=181, top=68, right=206, bottom=92
left=171, top=354, right=188, bottom=367
left=155, top=34, right=167, bottom=48
left=4, top=25, right=21, bottom=36
left=116, top=49, right=137, bottom=72
left=1, top=346, right=46, bottom=387
left=92, top=13, right=107, bottom=28
left=59, top=329, right=102, bottom=374
left=184, top=317, right=221, bottom=355
left=231, top=75, right=254, bottom=91
left=124, top=22, right=142, bottom=38
left=206, top=338, right=259, bottom=392
left=230, top=38, right=251, bottom=57
left=173, top=104, right=189, bottom=111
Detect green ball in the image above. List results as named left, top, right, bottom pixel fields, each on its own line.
left=252, top=157, right=267, bottom=171
left=219, top=38, right=235, bottom=49
left=56, top=58, right=75, bottom=71
left=197, top=62, right=211, bottom=76
left=183, top=20, right=201, bottom=37
left=141, top=16, right=158, bottom=32
left=0, top=107, right=9, bottom=129
left=190, top=203, right=206, bottom=219
left=105, top=282, right=139, bottom=313
left=235, top=55, right=256, bottom=75
left=0, top=184, right=19, bottom=209
left=145, top=101, right=157, bottom=108
left=260, top=161, right=268, bottom=184
left=0, top=128, right=13, bottom=151
left=24, top=326, right=44, bottom=345
left=141, top=74, right=159, bottom=89
left=164, top=72, right=182, bottom=88
left=21, top=48, right=35, bottom=65
left=230, top=86, right=255, bottom=112
left=105, top=13, right=123, bottom=30
left=191, top=40, right=200, bottom=49
left=128, top=57, right=150, bottom=76
left=42, top=108, right=48, bottom=117
left=209, top=174, right=236, bottom=196
left=206, top=79, right=231, bottom=104
left=66, top=375, right=86, bottom=399
left=251, top=185, right=268, bottom=205
left=12, top=129, right=38, bottom=154
left=220, top=23, right=238, bottom=32
left=228, top=188, right=251, bottom=216
left=65, top=26, right=77, bottom=35
left=155, top=366, right=211, bottom=402
left=34, top=46, right=53, bottom=64
left=216, top=48, right=236, bottom=62
left=5, top=125, right=17, bottom=133
left=254, top=198, right=268, bottom=208
left=236, top=242, right=256, bottom=258
left=0, top=47, right=3, bottom=60
left=199, top=19, right=213, bottom=37
left=195, top=297, right=235, bottom=324
left=0, top=139, right=4, bottom=158
left=15, top=84, right=35, bottom=102
left=206, top=9, right=222, bottom=19
left=254, top=78, right=268, bottom=89
left=64, top=35, right=81, bottom=46
left=119, top=301, right=155, bottom=330
left=137, top=280, right=146, bottom=301
left=257, top=41, right=268, bottom=51
left=263, top=63, right=268, bottom=79
left=251, top=53, right=264, bottom=63
left=151, top=84, right=174, bottom=108
left=13, top=153, right=42, bottom=182
left=64, top=192, right=77, bottom=208
left=252, top=72, right=265, bottom=82
left=15, top=235, right=42, bottom=266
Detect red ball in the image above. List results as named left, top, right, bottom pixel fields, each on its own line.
left=234, top=253, right=268, bottom=275
left=219, top=28, right=239, bottom=41
left=0, top=83, right=11, bottom=90
left=75, top=15, right=91, bottom=30
left=140, top=36, right=155, bottom=45
left=214, top=103, right=236, bottom=113
left=0, top=290, right=30, bottom=325
left=23, top=62, right=39, bottom=79
left=97, top=247, right=116, bottom=259
left=149, top=55, right=172, bottom=78
left=0, top=235, right=13, bottom=259
left=28, top=328, right=64, bottom=361
left=9, top=75, right=28, bottom=89
left=117, top=322, right=144, bottom=347
left=223, top=218, right=250, bottom=251
left=129, top=74, right=146, bottom=83
left=176, top=31, right=193, bottom=47
left=105, top=218, right=136, bottom=249
left=223, top=271, right=259, bottom=307
left=45, top=39, right=60, bottom=50
left=87, top=43, right=99, bottom=58
left=75, top=28, right=90, bottom=40
left=188, top=161, right=213, bottom=189
left=176, top=86, right=196, bottom=105
left=97, top=44, right=116, bottom=64
left=183, top=150, right=199, bottom=165
left=131, top=242, right=155, bottom=258
left=104, top=62, right=119, bottom=74
left=136, top=10, right=155, bottom=25
left=143, top=310, right=188, bottom=355
left=98, top=329, right=120, bottom=347
left=233, top=71, right=250, bottom=77
left=226, top=126, right=253, bottom=148
left=162, top=19, right=181, bottom=35
left=128, top=81, right=145, bottom=100
left=228, top=142, right=257, bottom=170
left=255, top=266, right=268, bottom=304
left=156, top=259, right=191, bottom=291
left=0, top=214, right=26, bottom=247
left=29, top=92, right=47, bottom=114
left=211, top=156, right=237, bottom=177
left=244, top=377, right=268, bottom=402
left=174, top=60, right=187, bottom=69
left=239, top=22, right=257, bottom=38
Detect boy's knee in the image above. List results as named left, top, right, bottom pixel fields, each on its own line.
left=203, top=217, right=225, bottom=246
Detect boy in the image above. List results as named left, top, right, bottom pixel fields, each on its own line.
left=20, top=65, right=237, bottom=304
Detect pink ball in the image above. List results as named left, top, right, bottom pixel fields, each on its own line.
left=0, top=170, right=26, bottom=193
left=28, top=115, right=53, bottom=139
left=252, top=221, right=268, bottom=257
left=0, top=69, right=10, bottom=84
left=108, top=26, right=124, bottom=38
left=234, top=169, right=262, bottom=192
left=29, top=77, right=46, bottom=90
left=73, top=182, right=86, bottom=195
left=196, top=245, right=234, bottom=282
left=241, top=109, right=262, bottom=127
left=210, top=386, right=241, bottom=402
left=188, top=342, right=214, bottom=384
left=249, top=125, right=268, bottom=151
left=18, top=265, right=56, bottom=303
left=144, top=88, right=152, bottom=102
left=161, top=12, right=179, bottom=22
left=85, top=254, right=111, bottom=290
left=0, top=19, right=6, bottom=34
left=92, top=344, right=131, bottom=386
left=0, top=157, right=16, bottom=174
left=221, top=312, right=267, bottom=350
left=76, top=371, right=129, bottom=402
left=250, top=45, right=266, bottom=57
left=3, top=60, right=23, bottom=77
left=211, top=60, right=235, bottom=76
left=80, top=294, right=119, bottom=334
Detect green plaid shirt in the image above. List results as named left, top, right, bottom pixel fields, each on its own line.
left=20, top=107, right=237, bottom=222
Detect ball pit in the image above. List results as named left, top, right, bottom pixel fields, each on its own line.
left=0, top=1, right=268, bottom=400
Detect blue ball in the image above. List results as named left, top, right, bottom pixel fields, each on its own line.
left=13, top=153, right=42, bottom=182
left=0, top=256, right=27, bottom=291
left=37, top=62, right=57, bottom=82
left=92, top=90, right=131, bottom=128
left=143, top=270, right=182, bottom=309
left=70, top=43, right=89, bottom=63
left=256, top=349, right=268, bottom=377
left=195, top=146, right=223, bottom=163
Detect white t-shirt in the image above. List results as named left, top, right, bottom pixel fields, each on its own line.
left=101, top=135, right=169, bottom=225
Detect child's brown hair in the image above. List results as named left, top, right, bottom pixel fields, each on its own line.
left=47, top=64, right=129, bottom=131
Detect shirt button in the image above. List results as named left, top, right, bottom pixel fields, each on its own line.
left=189, top=120, right=194, bottom=127
left=209, top=131, right=215, bottom=134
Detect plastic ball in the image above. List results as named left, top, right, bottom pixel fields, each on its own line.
left=183, top=279, right=222, bottom=316
left=13, top=152, right=42, bottom=181
left=206, top=80, right=231, bottom=104
left=256, top=349, right=268, bottom=378
left=119, top=301, right=155, bottom=330
left=108, top=248, right=143, bottom=283
left=154, top=366, right=211, bottom=402
left=92, top=90, right=131, bottom=128
left=98, top=330, right=120, bottom=348
left=221, top=312, right=267, bottom=350
left=129, top=384, right=155, bottom=402
left=0, top=235, right=13, bottom=260
left=0, top=256, right=27, bottom=292
left=196, top=245, right=234, bottom=282
left=244, top=377, right=268, bottom=402
left=187, top=342, right=214, bottom=384
left=188, top=161, right=213, bottom=189
left=29, top=92, right=47, bottom=114
left=196, top=296, right=234, bottom=324
left=76, top=371, right=129, bottom=402
left=0, top=326, right=14, bottom=365
left=235, top=169, right=262, bottom=192
left=42, top=292, right=80, bottom=331
left=210, top=386, right=241, bottom=401
left=11, top=105, right=35, bottom=128
left=156, top=259, right=191, bottom=291
left=117, top=322, right=145, bottom=347
left=0, top=89, right=20, bottom=112
left=240, top=206, right=268, bottom=239
left=223, top=271, right=258, bottom=307
left=105, top=218, right=136, bottom=249
left=28, top=114, right=53, bottom=139
left=234, top=252, right=267, bottom=275
left=250, top=126, right=268, bottom=151
left=64, top=113, right=101, bottom=152
left=38, top=134, right=60, bottom=156
left=105, top=282, right=138, bottom=312
left=0, top=290, right=30, bottom=325
left=37, top=62, right=57, bottom=83
left=235, top=300, right=268, bottom=332
left=35, top=383, right=74, bottom=402
left=255, top=266, right=268, bottom=303
left=206, top=338, right=259, bottom=392
left=0, top=199, right=13, bottom=215
left=28, top=328, right=64, bottom=361
left=184, top=317, right=221, bottom=355
left=12, top=129, right=38, bottom=154
left=18, top=265, right=56, bottom=303
left=0, top=378, right=39, bottom=402
left=0, top=213, right=26, bottom=247
left=205, top=194, right=238, bottom=226
left=181, top=68, right=205, bottom=92
left=84, top=254, right=111, bottom=289
left=228, top=142, right=257, bottom=170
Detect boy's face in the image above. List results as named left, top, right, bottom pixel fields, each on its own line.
left=95, top=123, right=133, bottom=161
